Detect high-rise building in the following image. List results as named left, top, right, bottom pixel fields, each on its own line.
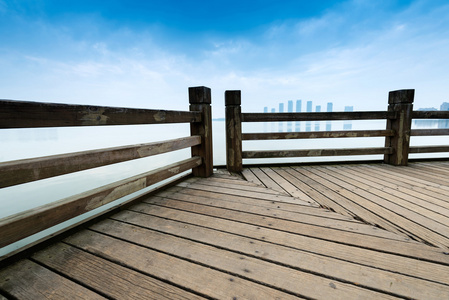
left=271, top=108, right=275, bottom=113
left=316, top=105, right=321, bottom=112
left=264, top=107, right=268, bottom=113
left=306, top=101, right=313, bottom=112
left=296, top=100, right=302, bottom=112
left=288, top=101, right=293, bottom=113
left=279, top=103, right=284, bottom=113
left=326, top=103, right=333, bottom=131
left=441, top=102, right=449, bottom=111
left=344, top=106, right=353, bottom=130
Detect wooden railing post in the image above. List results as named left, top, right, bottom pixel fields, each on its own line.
left=189, top=86, right=213, bottom=177
left=225, top=90, right=243, bottom=172
left=384, top=89, right=414, bottom=166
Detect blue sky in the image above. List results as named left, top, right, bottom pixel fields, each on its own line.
left=1, top=0, right=448, bottom=116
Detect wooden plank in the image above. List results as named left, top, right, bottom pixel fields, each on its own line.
left=0, top=259, right=105, bottom=299
left=0, top=156, right=201, bottom=248
left=320, top=165, right=449, bottom=214
left=179, top=177, right=283, bottom=195
left=64, top=230, right=299, bottom=300
left=243, top=147, right=392, bottom=158
left=274, top=167, right=354, bottom=216
left=242, top=111, right=395, bottom=122
left=333, top=165, right=449, bottom=209
left=261, top=167, right=316, bottom=202
left=133, top=201, right=433, bottom=258
left=304, top=166, right=449, bottom=248
left=113, top=209, right=449, bottom=286
left=410, top=146, right=449, bottom=153
left=243, top=129, right=394, bottom=140
left=0, top=99, right=201, bottom=128
left=32, top=243, right=205, bottom=300
left=0, top=136, right=201, bottom=188
left=125, top=203, right=449, bottom=268
left=412, top=110, right=449, bottom=119
left=247, top=168, right=288, bottom=194
left=376, top=164, right=449, bottom=187
left=411, top=129, right=449, bottom=136
left=201, top=176, right=261, bottom=187
left=167, top=186, right=356, bottom=221
left=178, top=181, right=318, bottom=206
left=366, top=163, right=449, bottom=191
left=104, top=213, right=449, bottom=299
left=287, top=167, right=405, bottom=234
left=241, top=168, right=265, bottom=186
left=145, top=195, right=409, bottom=241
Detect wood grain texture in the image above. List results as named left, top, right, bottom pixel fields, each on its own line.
left=242, top=111, right=396, bottom=122
left=243, top=129, right=394, bottom=140
left=0, top=259, right=105, bottom=299
left=0, top=156, right=201, bottom=248
left=243, top=147, right=392, bottom=158
left=0, top=136, right=201, bottom=188
left=32, top=243, right=205, bottom=300
left=0, top=99, right=201, bottom=128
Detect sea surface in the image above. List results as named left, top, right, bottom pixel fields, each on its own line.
left=1, top=119, right=448, bottom=256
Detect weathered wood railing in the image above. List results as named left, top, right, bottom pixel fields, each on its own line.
left=226, top=89, right=449, bottom=172
left=0, top=86, right=213, bottom=250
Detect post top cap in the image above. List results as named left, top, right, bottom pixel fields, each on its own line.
left=225, top=90, right=241, bottom=106
left=388, top=89, right=415, bottom=104
left=189, top=86, right=211, bottom=104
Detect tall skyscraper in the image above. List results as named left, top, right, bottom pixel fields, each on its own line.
left=306, top=101, right=312, bottom=131
left=326, top=102, right=333, bottom=131
left=295, top=100, right=302, bottom=132
left=271, top=108, right=275, bottom=113
left=306, top=101, right=313, bottom=112
left=344, top=106, right=353, bottom=130
left=315, top=106, right=321, bottom=131
left=288, top=101, right=293, bottom=113
left=279, top=103, right=284, bottom=132
left=279, top=103, right=284, bottom=113
left=441, top=102, right=449, bottom=111
left=264, top=107, right=268, bottom=113
left=296, top=100, right=302, bottom=112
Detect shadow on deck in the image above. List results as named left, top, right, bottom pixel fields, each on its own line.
left=1, top=162, right=449, bottom=299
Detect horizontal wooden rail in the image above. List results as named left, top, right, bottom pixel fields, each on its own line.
left=242, top=130, right=394, bottom=140
left=412, top=111, right=449, bottom=119
left=0, top=100, right=202, bottom=128
left=243, top=147, right=393, bottom=159
left=0, top=156, right=202, bottom=248
left=409, top=146, right=449, bottom=154
left=241, top=111, right=396, bottom=123
left=411, top=129, right=449, bottom=136
left=0, top=136, right=201, bottom=188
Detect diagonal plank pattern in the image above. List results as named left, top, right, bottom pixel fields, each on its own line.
left=1, top=165, right=449, bottom=299
left=243, top=161, right=449, bottom=249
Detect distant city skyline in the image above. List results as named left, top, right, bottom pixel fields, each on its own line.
left=263, top=100, right=338, bottom=113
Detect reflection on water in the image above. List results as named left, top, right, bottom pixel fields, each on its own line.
left=414, top=119, right=449, bottom=128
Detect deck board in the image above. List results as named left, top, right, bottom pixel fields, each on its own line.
left=1, top=162, right=449, bottom=299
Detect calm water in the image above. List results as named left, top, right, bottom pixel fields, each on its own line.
left=1, top=119, right=448, bottom=256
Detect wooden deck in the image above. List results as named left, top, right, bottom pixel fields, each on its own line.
left=1, top=162, right=449, bottom=299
